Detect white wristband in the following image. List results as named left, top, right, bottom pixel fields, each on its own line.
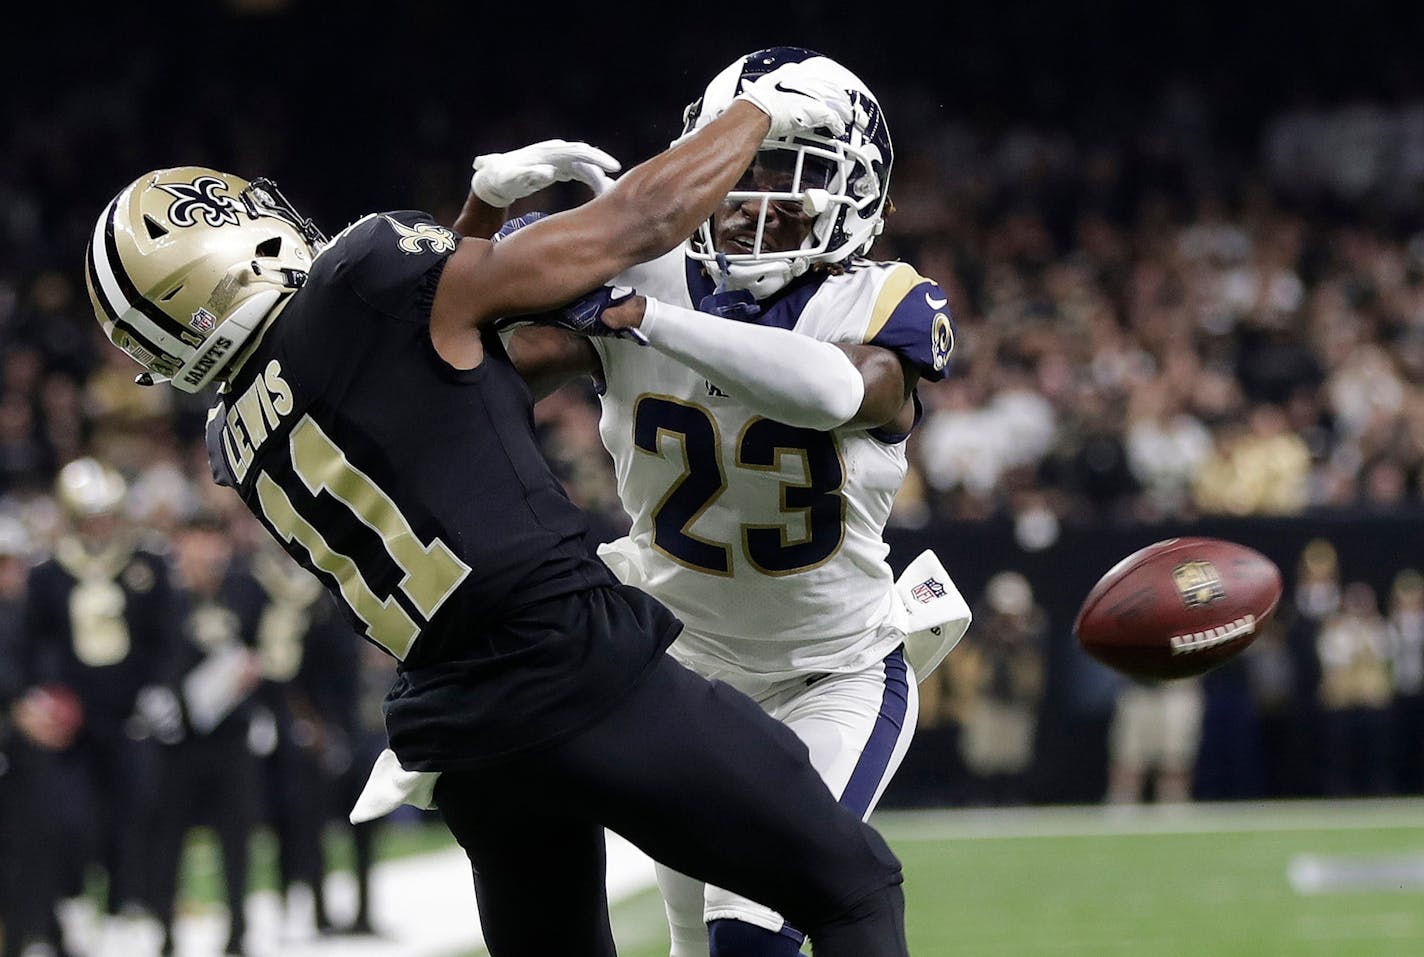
left=639, top=298, right=865, bottom=430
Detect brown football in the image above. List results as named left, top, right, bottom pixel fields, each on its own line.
left=1074, top=537, right=1283, bottom=681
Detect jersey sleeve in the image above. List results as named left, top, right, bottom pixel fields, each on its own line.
left=862, top=263, right=956, bottom=382
left=322, top=210, right=461, bottom=324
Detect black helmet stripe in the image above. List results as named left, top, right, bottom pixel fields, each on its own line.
left=86, top=236, right=173, bottom=364
left=99, top=196, right=201, bottom=344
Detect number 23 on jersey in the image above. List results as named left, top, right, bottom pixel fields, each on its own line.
left=633, top=395, right=846, bottom=578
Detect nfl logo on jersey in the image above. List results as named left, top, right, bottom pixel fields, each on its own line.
left=911, top=578, right=947, bottom=603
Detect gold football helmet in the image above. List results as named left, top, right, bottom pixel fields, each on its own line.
left=55, top=457, right=127, bottom=518
left=84, top=167, right=326, bottom=393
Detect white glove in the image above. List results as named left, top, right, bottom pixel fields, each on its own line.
left=571, top=160, right=617, bottom=197
left=471, top=139, right=622, bottom=208
left=734, top=60, right=853, bottom=139
left=131, top=684, right=184, bottom=744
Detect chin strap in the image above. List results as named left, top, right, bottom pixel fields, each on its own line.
left=699, top=253, right=763, bottom=320
left=170, top=288, right=284, bottom=394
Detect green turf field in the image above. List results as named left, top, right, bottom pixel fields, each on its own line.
left=581, top=800, right=1424, bottom=957
left=173, top=800, right=1424, bottom=956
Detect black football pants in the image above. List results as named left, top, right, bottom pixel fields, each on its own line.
left=435, top=652, right=909, bottom=957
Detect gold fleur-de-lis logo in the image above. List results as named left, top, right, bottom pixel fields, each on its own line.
left=1173, top=560, right=1225, bottom=608
left=383, top=216, right=457, bottom=255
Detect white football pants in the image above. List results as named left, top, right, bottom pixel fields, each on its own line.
left=656, top=645, right=918, bottom=957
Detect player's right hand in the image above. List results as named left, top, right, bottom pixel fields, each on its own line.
left=735, top=61, right=852, bottom=139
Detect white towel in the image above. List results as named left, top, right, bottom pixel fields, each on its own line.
left=893, top=549, right=973, bottom=681
left=349, top=747, right=442, bottom=824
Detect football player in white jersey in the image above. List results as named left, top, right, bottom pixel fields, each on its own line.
left=472, top=47, right=964, bottom=957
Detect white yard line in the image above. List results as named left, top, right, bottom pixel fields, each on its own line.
left=873, top=797, right=1424, bottom=841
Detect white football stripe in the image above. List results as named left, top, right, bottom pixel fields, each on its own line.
left=89, top=190, right=190, bottom=357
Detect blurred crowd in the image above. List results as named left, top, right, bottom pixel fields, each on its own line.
left=1, top=56, right=1423, bottom=540
left=0, top=460, right=389, bottom=957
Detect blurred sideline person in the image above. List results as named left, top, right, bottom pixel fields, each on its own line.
left=84, top=64, right=917, bottom=957
left=952, top=571, right=1045, bottom=806
left=0, top=514, right=60, bottom=957
left=1386, top=569, right=1424, bottom=793
left=332, top=639, right=400, bottom=937
left=1106, top=676, right=1203, bottom=804
left=148, top=511, right=266, bottom=957
left=488, top=46, right=966, bottom=957
left=18, top=458, right=172, bottom=956
left=1315, top=580, right=1392, bottom=796
left=249, top=534, right=362, bottom=936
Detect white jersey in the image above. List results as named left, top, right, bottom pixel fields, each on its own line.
left=591, top=249, right=953, bottom=679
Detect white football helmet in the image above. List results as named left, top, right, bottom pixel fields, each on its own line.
left=679, top=47, right=893, bottom=299
left=85, top=167, right=326, bottom=393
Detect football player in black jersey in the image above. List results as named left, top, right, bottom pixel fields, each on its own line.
left=0, top=515, right=66, bottom=957
left=85, top=63, right=911, bottom=957
left=147, top=510, right=267, bottom=957
left=20, top=457, right=172, bottom=950
left=248, top=532, right=363, bottom=937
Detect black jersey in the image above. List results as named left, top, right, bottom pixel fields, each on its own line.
left=22, top=540, right=171, bottom=743
left=164, top=564, right=267, bottom=742
left=206, top=211, right=675, bottom=768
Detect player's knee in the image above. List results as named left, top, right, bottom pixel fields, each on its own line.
left=708, top=918, right=804, bottom=957
left=801, top=881, right=908, bottom=957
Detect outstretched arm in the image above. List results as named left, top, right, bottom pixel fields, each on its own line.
left=606, top=295, right=918, bottom=431
left=429, top=62, right=852, bottom=367
left=451, top=139, right=620, bottom=239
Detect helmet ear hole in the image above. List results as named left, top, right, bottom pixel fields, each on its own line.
left=143, top=215, right=169, bottom=239
left=255, top=237, right=282, bottom=258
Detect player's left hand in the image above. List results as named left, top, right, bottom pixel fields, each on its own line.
left=530, top=285, right=648, bottom=344
left=471, top=140, right=622, bottom=208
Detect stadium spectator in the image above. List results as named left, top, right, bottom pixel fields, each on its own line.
left=1315, top=580, right=1394, bottom=796
left=334, top=638, right=400, bottom=937
left=1191, top=403, right=1312, bottom=516
left=895, top=638, right=976, bottom=807
left=1105, top=675, right=1204, bottom=805
left=147, top=510, right=266, bottom=957
left=1123, top=380, right=1213, bottom=521
left=250, top=532, right=355, bottom=938
left=19, top=458, right=172, bottom=955
left=1385, top=568, right=1424, bottom=793
left=1242, top=612, right=1303, bottom=798
left=953, top=571, right=1047, bottom=805
left=0, top=514, right=65, bottom=957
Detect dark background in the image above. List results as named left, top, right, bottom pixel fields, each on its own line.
left=7, top=0, right=1422, bottom=250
